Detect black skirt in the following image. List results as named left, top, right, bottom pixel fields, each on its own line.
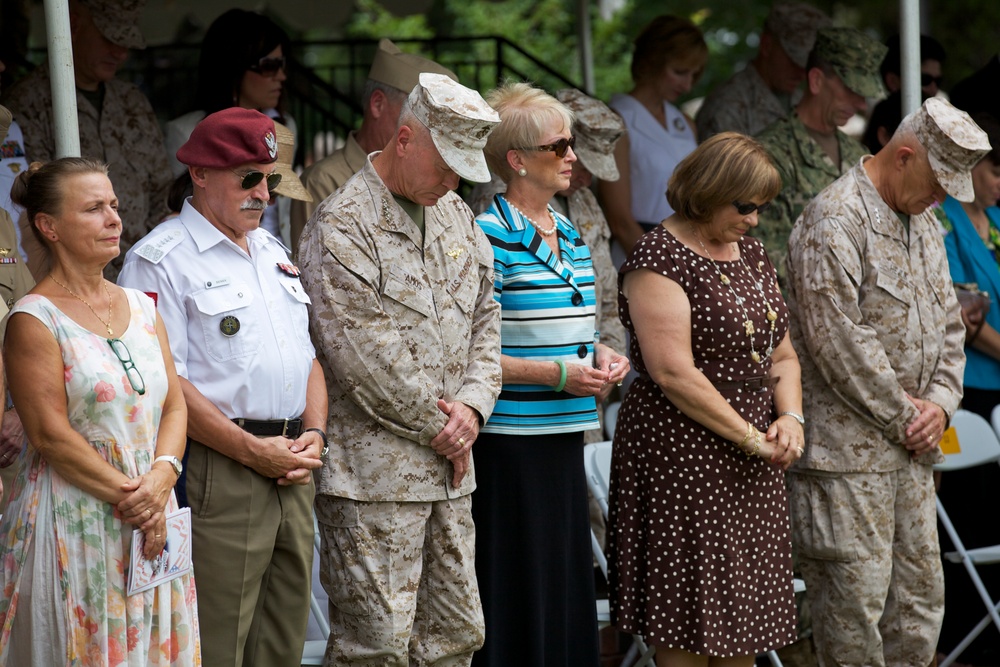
left=471, top=431, right=600, bottom=667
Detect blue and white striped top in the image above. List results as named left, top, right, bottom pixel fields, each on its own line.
left=476, top=195, right=601, bottom=436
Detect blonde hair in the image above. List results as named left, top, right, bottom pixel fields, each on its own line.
left=10, top=158, right=110, bottom=247
left=667, top=133, right=781, bottom=224
left=483, top=81, right=574, bottom=183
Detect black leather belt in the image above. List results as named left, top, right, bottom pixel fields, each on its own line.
left=637, top=374, right=778, bottom=393
left=232, top=417, right=303, bottom=438
left=713, top=376, right=779, bottom=392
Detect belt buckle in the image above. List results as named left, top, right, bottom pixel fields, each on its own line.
left=746, top=377, right=764, bottom=392
left=281, top=419, right=290, bottom=438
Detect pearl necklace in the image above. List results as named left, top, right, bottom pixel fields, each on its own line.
left=51, top=276, right=115, bottom=337
left=503, top=196, right=558, bottom=237
left=694, top=231, right=777, bottom=364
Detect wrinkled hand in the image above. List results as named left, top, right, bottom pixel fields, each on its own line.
left=430, top=400, right=480, bottom=461
left=904, top=396, right=947, bottom=457
left=0, top=408, right=24, bottom=468
left=278, top=430, right=325, bottom=487
left=564, top=363, right=611, bottom=397
left=594, top=345, right=631, bottom=401
left=141, top=512, right=168, bottom=560
left=248, top=435, right=323, bottom=481
left=762, top=416, right=804, bottom=470
left=119, top=467, right=175, bottom=530
left=451, top=449, right=470, bottom=489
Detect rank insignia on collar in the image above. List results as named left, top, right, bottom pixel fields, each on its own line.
left=277, top=262, right=300, bottom=277
left=446, top=244, right=465, bottom=260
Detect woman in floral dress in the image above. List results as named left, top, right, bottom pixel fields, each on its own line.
left=0, top=158, right=200, bottom=665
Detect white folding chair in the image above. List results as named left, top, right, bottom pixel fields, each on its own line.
left=584, top=441, right=656, bottom=667
left=583, top=441, right=801, bottom=667
left=934, top=409, right=1000, bottom=667
left=301, top=512, right=330, bottom=666
left=604, top=402, right=621, bottom=441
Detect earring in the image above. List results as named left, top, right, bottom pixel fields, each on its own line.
left=518, top=168, right=527, bottom=177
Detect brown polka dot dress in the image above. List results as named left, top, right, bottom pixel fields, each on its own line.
left=607, top=226, right=798, bottom=656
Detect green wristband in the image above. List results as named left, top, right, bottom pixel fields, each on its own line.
left=554, top=360, right=567, bottom=392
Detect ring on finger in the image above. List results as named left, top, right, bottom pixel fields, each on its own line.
left=458, top=437, right=466, bottom=446
left=795, top=446, right=804, bottom=455
left=146, top=508, right=152, bottom=518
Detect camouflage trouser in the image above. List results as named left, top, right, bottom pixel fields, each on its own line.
left=789, top=464, right=943, bottom=667
left=315, top=494, right=484, bottom=666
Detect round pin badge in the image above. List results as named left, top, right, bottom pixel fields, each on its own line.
left=220, top=315, right=241, bottom=337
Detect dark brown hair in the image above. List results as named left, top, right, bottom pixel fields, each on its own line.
left=630, top=15, right=708, bottom=85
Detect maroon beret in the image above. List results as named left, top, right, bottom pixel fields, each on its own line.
left=176, top=108, right=278, bottom=169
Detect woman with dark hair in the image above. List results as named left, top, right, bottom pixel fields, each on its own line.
left=608, top=133, right=802, bottom=664
left=0, top=158, right=199, bottom=664
left=598, top=15, right=708, bottom=265
left=164, top=10, right=296, bottom=241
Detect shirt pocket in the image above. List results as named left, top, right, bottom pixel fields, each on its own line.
left=277, top=275, right=313, bottom=351
left=191, top=282, right=262, bottom=362
left=382, top=267, right=434, bottom=320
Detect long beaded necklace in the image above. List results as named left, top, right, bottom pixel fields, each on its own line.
left=51, top=275, right=115, bottom=337
left=503, top=196, right=558, bottom=237
left=694, top=230, right=777, bottom=364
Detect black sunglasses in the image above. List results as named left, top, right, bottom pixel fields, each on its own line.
left=921, top=73, right=944, bottom=88
left=108, top=338, right=146, bottom=395
left=231, top=169, right=282, bottom=192
left=733, top=200, right=772, bottom=216
left=520, top=135, right=577, bottom=159
left=248, top=56, right=286, bottom=77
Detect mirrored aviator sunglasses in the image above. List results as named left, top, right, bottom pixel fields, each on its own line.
left=248, top=56, right=286, bottom=77
left=732, top=200, right=772, bottom=216
left=232, top=169, right=282, bottom=192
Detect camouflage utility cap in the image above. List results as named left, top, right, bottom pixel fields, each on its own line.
left=556, top=89, right=624, bottom=182
left=368, top=38, right=458, bottom=94
left=909, top=97, right=991, bottom=202
left=764, top=2, right=831, bottom=69
left=409, top=73, right=501, bottom=183
left=80, top=0, right=146, bottom=50
left=272, top=121, right=312, bottom=202
left=177, top=108, right=278, bottom=169
left=813, top=27, right=887, bottom=98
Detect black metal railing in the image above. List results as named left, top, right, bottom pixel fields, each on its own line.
left=26, top=36, right=583, bottom=168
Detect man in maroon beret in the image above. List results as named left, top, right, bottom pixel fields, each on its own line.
left=118, top=107, right=329, bottom=667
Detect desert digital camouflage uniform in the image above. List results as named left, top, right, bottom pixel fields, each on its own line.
left=289, top=131, right=367, bottom=254
left=755, top=112, right=868, bottom=285
left=785, top=160, right=965, bottom=666
left=696, top=65, right=793, bottom=141
left=4, top=67, right=171, bottom=278
left=298, top=154, right=501, bottom=664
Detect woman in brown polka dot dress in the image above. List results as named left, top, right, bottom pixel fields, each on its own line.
left=607, top=133, right=803, bottom=663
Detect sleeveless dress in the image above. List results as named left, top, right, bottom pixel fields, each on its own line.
left=0, top=290, right=201, bottom=665
left=607, top=226, right=797, bottom=656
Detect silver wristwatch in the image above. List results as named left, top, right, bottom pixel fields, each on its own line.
left=780, top=411, right=806, bottom=426
left=154, top=455, right=183, bottom=477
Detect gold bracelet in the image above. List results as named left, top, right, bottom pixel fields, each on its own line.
left=746, top=429, right=761, bottom=458
left=737, top=421, right=754, bottom=450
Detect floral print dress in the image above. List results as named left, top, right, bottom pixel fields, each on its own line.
left=0, top=289, right=200, bottom=665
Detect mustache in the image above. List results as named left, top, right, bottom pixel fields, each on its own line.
left=241, top=199, right=267, bottom=211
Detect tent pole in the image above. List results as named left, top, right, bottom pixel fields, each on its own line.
left=43, top=0, right=80, bottom=157
left=899, top=0, right=921, bottom=116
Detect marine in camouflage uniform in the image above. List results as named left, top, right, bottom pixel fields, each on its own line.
left=755, top=27, right=886, bottom=288
left=290, top=38, right=456, bottom=255
left=4, top=0, right=171, bottom=280
left=696, top=1, right=830, bottom=141
left=785, top=97, right=986, bottom=666
left=298, top=74, right=502, bottom=667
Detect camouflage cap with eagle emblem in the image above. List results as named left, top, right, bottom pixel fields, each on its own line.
left=408, top=73, right=501, bottom=183
left=176, top=108, right=278, bottom=169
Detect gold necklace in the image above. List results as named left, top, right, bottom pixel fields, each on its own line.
left=51, top=276, right=115, bottom=337
left=694, top=230, right=777, bottom=364
left=504, top=196, right=558, bottom=237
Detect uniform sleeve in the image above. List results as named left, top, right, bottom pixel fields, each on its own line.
left=299, top=216, right=449, bottom=447
left=451, top=222, right=503, bottom=421
left=5, top=76, right=54, bottom=164
left=920, top=229, right=966, bottom=419
left=788, top=216, right=919, bottom=444
left=117, top=253, right=190, bottom=378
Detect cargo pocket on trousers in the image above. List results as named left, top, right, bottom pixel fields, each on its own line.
left=790, top=474, right=859, bottom=562
left=185, top=441, right=213, bottom=520
left=315, top=496, right=374, bottom=618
